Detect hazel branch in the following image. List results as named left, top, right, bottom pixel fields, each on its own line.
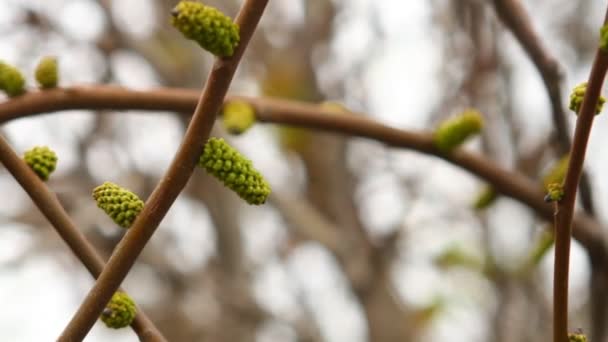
left=552, top=12, right=608, bottom=342
left=57, top=0, right=269, bottom=340
left=492, top=0, right=598, bottom=215
left=0, top=135, right=166, bottom=341
left=0, top=85, right=605, bottom=260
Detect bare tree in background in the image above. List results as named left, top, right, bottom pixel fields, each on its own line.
left=1, top=1, right=608, bottom=341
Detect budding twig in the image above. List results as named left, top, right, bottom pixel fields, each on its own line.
left=58, top=0, right=269, bottom=339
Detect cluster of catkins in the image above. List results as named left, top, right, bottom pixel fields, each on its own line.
left=12, top=0, right=608, bottom=333
left=0, top=56, right=58, bottom=97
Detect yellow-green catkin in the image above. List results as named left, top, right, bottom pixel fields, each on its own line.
left=524, top=230, right=554, bottom=271
left=473, top=185, right=497, bottom=210
left=434, top=246, right=483, bottom=271
left=170, top=1, right=240, bottom=57
left=0, top=61, right=25, bottom=97
left=433, top=109, right=484, bottom=152
left=100, top=292, right=137, bottom=329
left=600, top=24, right=608, bottom=52
left=222, top=100, right=256, bottom=135
left=569, top=332, right=587, bottom=342
left=412, top=297, right=444, bottom=325
left=92, top=182, right=144, bottom=228
left=569, top=82, right=605, bottom=115
left=198, top=137, right=270, bottom=205
left=23, top=146, right=57, bottom=181
left=545, top=182, right=564, bottom=202
left=542, top=155, right=569, bottom=191
left=278, top=125, right=310, bottom=152
left=320, top=101, right=349, bottom=114
left=277, top=101, right=348, bottom=152
left=34, top=56, right=58, bottom=89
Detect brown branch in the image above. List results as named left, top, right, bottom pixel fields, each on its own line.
left=57, top=1, right=269, bottom=340
left=492, top=0, right=598, bottom=216
left=5, top=86, right=608, bottom=341
left=249, top=98, right=606, bottom=249
left=552, top=13, right=608, bottom=342
left=487, top=2, right=608, bottom=339
left=491, top=0, right=565, bottom=148
left=0, top=85, right=606, bottom=260
left=0, top=135, right=166, bottom=341
left=0, top=86, right=197, bottom=123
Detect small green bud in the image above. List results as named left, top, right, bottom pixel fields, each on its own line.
left=433, top=109, right=484, bottom=152
left=100, top=292, right=137, bottom=329
left=434, top=246, right=483, bottom=271
left=222, top=100, right=256, bottom=135
left=0, top=61, right=25, bottom=97
left=278, top=126, right=310, bottom=152
left=320, top=101, right=349, bottom=114
left=528, top=230, right=554, bottom=266
left=542, top=155, right=569, bottom=191
left=516, top=228, right=555, bottom=276
left=473, top=185, right=497, bottom=210
left=23, top=146, right=57, bottom=181
left=198, top=138, right=270, bottom=205
left=170, top=1, right=240, bottom=57
left=92, top=182, right=144, bottom=228
left=412, top=297, right=444, bottom=325
left=34, top=56, right=58, bottom=89
left=544, top=182, right=564, bottom=202
left=569, top=82, right=605, bottom=115
left=569, top=331, right=587, bottom=342
left=600, top=24, right=608, bottom=52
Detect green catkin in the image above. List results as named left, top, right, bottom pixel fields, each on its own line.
left=569, top=82, right=605, bottom=115
left=34, top=56, right=58, bottom=89
left=517, top=229, right=555, bottom=275
left=222, top=100, right=256, bottom=135
left=473, top=185, right=497, bottom=210
left=278, top=101, right=348, bottom=152
left=0, top=61, right=25, bottom=97
left=433, top=109, right=484, bottom=152
left=100, top=292, right=137, bottom=329
left=542, top=155, right=569, bottom=191
left=568, top=332, right=587, bottom=342
left=170, top=1, right=240, bottom=57
left=412, top=298, right=444, bottom=325
left=600, top=24, right=608, bottom=52
left=320, top=101, right=349, bottom=114
left=278, top=125, right=310, bottom=152
left=528, top=230, right=555, bottom=268
left=545, top=182, right=564, bottom=202
left=434, top=246, right=483, bottom=271
left=23, top=146, right=57, bottom=181
left=92, top=182, right=144, bottom=228
left=198, top=138, right=270, bottom=205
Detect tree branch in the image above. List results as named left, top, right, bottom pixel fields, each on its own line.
left=552, top=11, right=608, bottom=342
left=492, top=0, right=567, bottom=153
left=0, top=135, right=166, bottom=341
left=0, top=85, right=605, bottom=257
left=57, top=0, right=269, bottom=340
left=492, top=0, right=600, bottom=218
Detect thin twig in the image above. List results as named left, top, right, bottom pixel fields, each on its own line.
left=0, top=135, right=166, bottom=341
left=0, top=86, right=605, bottom=256
left=492, top=0, right=598, bottom=215
left=552, top=11, right=608, bottom=342
left=57, top=1, right=269, bottom=340
left=489, top=2, right=608, bottom=338
left=492, top=0, right=566, bottom=148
